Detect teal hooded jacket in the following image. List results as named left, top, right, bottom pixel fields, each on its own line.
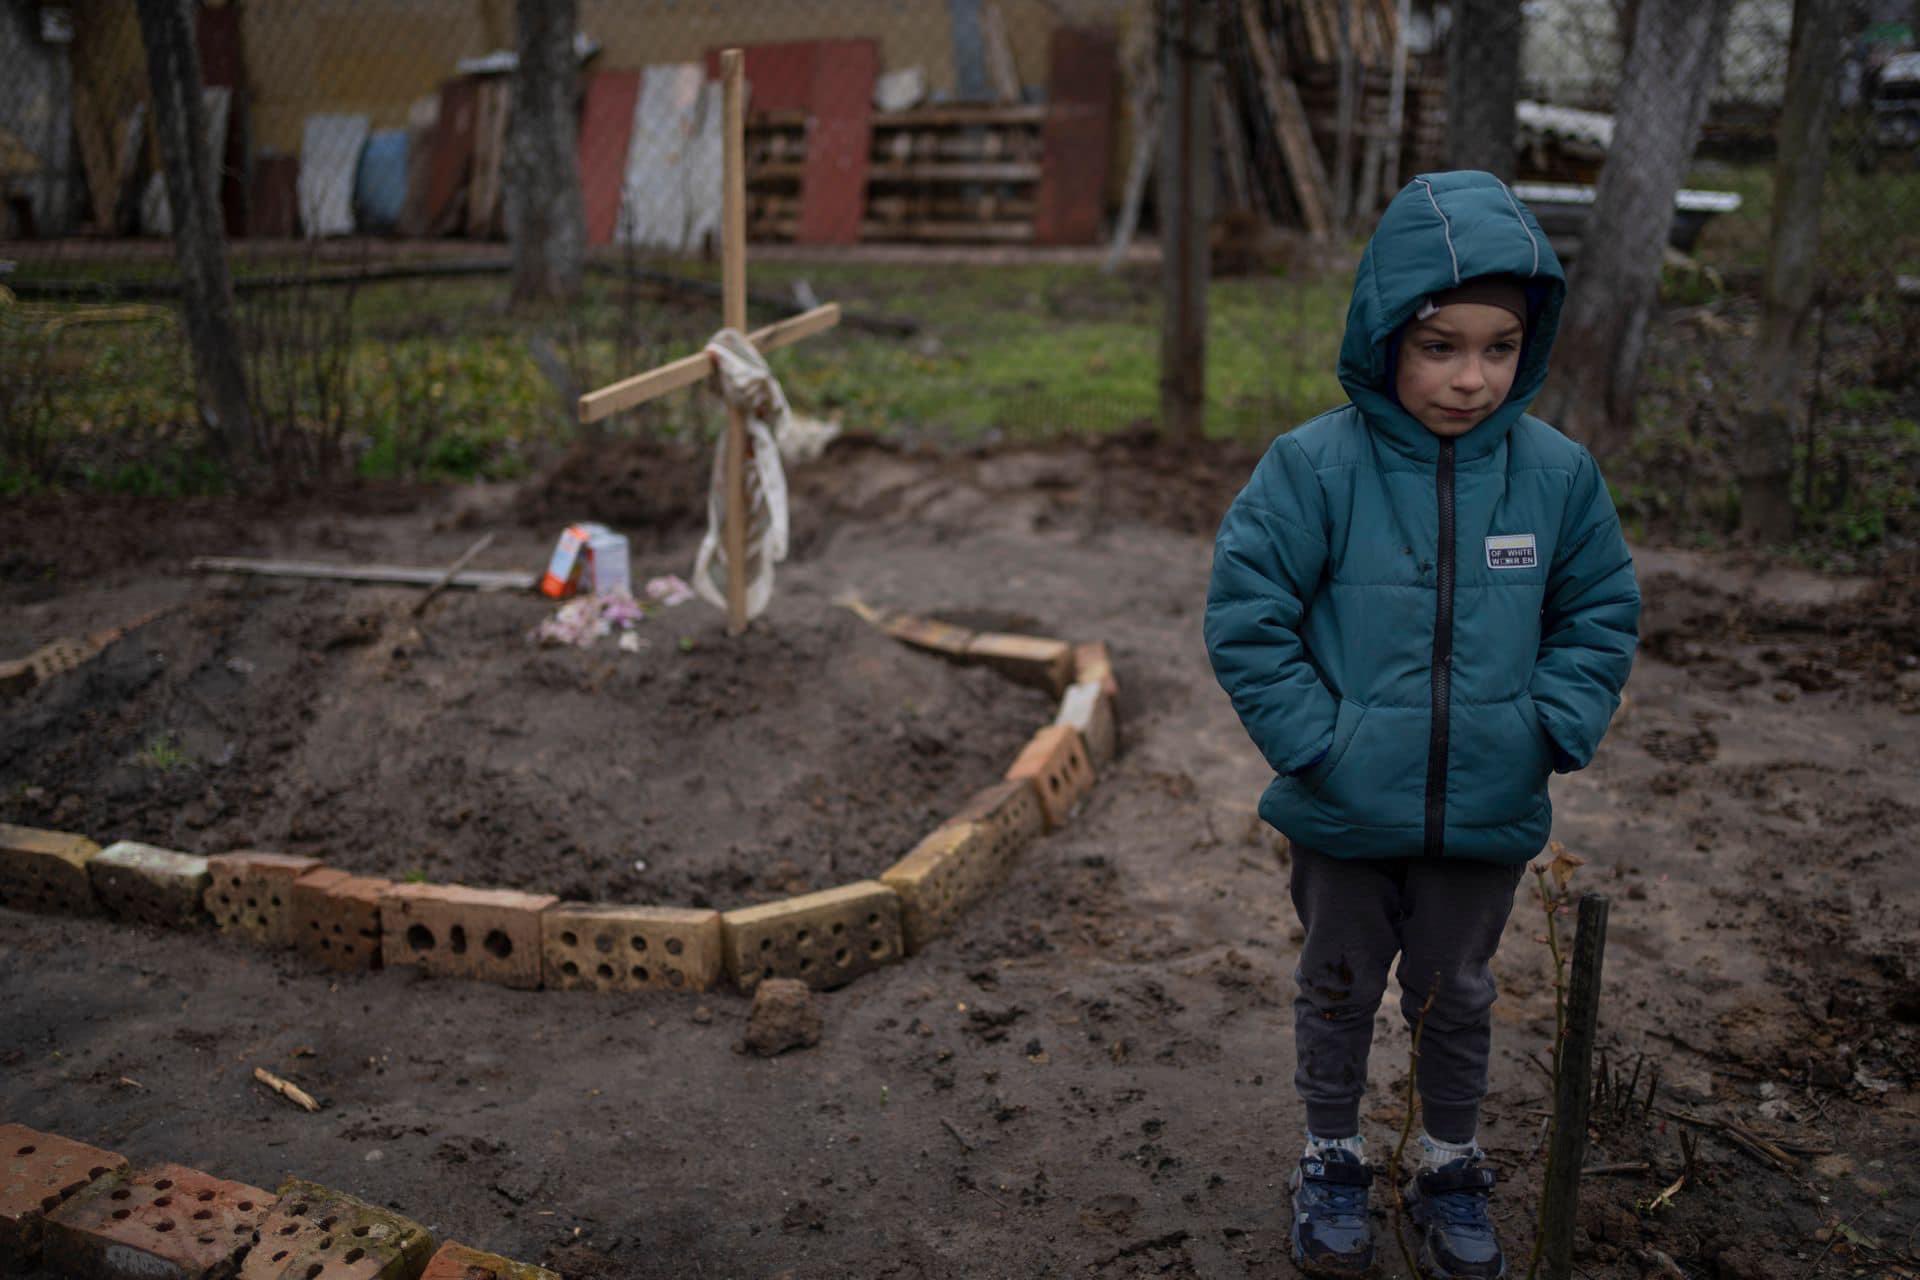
left=1204, top=171, right=1640, bottom=864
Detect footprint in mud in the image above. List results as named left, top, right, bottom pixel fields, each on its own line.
left=1640, top=725, right=1719, bottom=765
left=1079, top=1192, right=1141, bottom=1234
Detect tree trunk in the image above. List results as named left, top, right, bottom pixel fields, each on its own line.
left=1738, top=0, right=1845, bottom=543
left=1535, top=0, right=1730, bottom=454
left=135, top=0, right=252, bottom=464
left=1445, top=0, right=1522, bottom=180
left=1159, top=0, right=1213, bottom=441
left=506, top=0, right=585, bottom=304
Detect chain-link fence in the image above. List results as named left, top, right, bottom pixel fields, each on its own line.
left=2, top=0, right=1916, bottom=558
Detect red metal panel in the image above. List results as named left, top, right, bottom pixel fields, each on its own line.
left=195, top=3, right=249, bottom=235
left=423, top=76, right=479, bottom=235
left=706, top=43, right=817, bottom=112
left=1034, top=27, right=1118, bottom=245
left=578, top=68, right=642, bottom=245
left=247, top=152, right=297, bottom=237
left=798, top=39, right=878, bottom=245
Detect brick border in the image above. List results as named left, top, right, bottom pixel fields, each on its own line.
left=1, top=1121, right=555, bottom=1279
left=0, top=616, right=1119, bottom=999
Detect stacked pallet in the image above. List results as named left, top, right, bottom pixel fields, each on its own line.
left=748, top=103, right=1048, bottom=243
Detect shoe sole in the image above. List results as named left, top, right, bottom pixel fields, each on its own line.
left=1415, top=1235, right=1506, bottom=1280
left=1290, top=1218, right=1375, bottom=1278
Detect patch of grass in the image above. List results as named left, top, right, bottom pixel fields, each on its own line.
left=135, top=732, right=189, bottom=772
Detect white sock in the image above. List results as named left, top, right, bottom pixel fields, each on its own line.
left=1304, top=1132, right=1367, bottom=1160
left=1417, top=1131, right=1481, bottom=1169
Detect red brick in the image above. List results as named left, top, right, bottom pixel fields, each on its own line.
left=721, top=882, right=904, bottom=994
left=291, top=870, right=391, bottom=973
left=418, top=1241, right=559, bottom=1280
left=1055, top=679, right=1119, bottom=769
left=204, top=851, right=325, bottom=948
left=964, top=632, right=1075, bottom=694
left=0, top=823, right=100, bottom=916
left=1073, top=640, right=1120, bottom=698
left=89, top=842, right=211, bottom=930
left=43, top=1162, right=273, bottom=1279
left=1006, top=724, right=1096, bottom=830
left=238, top=1176, right=434, bottom=1280
left=940, top=777, right=1047, bottom=859
left=541, top=904, right=723, bottom=994
left=0, top=1124, right=128, bottom=1267
left=379, top=884, right=556, bottom=989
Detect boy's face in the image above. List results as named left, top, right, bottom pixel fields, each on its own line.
left=1393, top=303, right=1525, bottom=438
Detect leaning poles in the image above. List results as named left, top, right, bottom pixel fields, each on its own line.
left=576, top=48, right=840, bottom=636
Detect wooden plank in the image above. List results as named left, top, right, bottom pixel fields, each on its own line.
left=721, top=49, right=749, bottom=635
left=423, top=77, right=479, bottom=235
left=1241, top=0, right=1333, bottom=236
left=982, top=1, right=1023, bottom=101
left=576, top=303, right=842, bottom=423
left=862, top=220, right=1035, bottom=242
left=191, top=558, right=537, bottom=591
left=867, top=161, right=1041, bottom=182
left=467, top=78, right=512, bottom=238
left=578, top=69, right=642, bottom=245
left=872, top=104, right=1048, bottom=128
left=1034, top=27, right=1118, bottom=245
left=71, top=79, right=118, bottom=229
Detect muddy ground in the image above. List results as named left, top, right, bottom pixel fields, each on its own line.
left=2, top=438, right=1917, bottom=1279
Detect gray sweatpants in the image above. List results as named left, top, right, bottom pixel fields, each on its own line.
left=1290, top=845, right=1526, bottom=1144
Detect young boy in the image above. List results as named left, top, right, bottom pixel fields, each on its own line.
left=1204, top=171, right=1639, bottom=1279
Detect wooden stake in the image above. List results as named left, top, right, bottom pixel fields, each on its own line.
left=1540, top=893, right=1609, bottom=1280
left=721, top=48, right=749, bottom=636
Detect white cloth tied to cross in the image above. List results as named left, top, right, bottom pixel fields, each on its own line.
left=691, top=328, right=795, bottom=621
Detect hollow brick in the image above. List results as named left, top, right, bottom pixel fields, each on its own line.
left=0, top=1124, right=128, bottom=1268
left=1006, top=724, right=1096, bottom=831
left=204, top=851, right=325, bottom=948
left=89, top=842, right=211, bottom=930
left=292, top=870, right=392, bottom=973
left=238, top=1176, right=434, bottom=1280
left=1054, top=679, right=1119, bottom=770
left=541, top=903, right=723, bottom=994
left=882, top=821, right=1019, bottom=953
left=722, top=881, right=904, bottom=995
left=379, top=884, right=556, bottom=989
left=0, top=823, right=100, bottom=917
left=1073, top=640, right=1120, bottom=698
left=419, top=1241, right=559, bottom=1280
left=43, top=1161, right=273, bottom=1280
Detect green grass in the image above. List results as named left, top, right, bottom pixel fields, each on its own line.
left=3, top=257, right=1353, bottom=496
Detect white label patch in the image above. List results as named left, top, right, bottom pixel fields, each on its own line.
left=1485, top=533, right=1537, bottom=570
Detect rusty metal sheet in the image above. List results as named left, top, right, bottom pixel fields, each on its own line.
left=579, top=68, right=642, bottom=245
left=1034, top=27, right=1118, bottom=245
left=798, top=40, right=878, bottom=245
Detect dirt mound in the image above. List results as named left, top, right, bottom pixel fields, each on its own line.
left=0, top=584, right=1053, bottom=907
left=514, top=433, right=709, bottom=545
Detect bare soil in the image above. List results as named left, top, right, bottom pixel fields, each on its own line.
left=2, top=438, right=1916, bottom=1279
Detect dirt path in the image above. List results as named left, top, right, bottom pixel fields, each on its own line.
left=3, top=443, right=1916, bottom=1278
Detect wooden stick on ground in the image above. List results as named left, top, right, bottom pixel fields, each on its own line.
left=413, top=532, right=496, bottom=617
left=253, top=1066, right=321, bottom=1113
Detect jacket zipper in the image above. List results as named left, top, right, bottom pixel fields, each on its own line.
left=1424, top=438, right=1456, bottom=857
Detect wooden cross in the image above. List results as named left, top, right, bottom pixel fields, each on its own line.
left=576, top=48, right=841, bottom=635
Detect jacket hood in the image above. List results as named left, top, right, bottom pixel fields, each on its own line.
left=1337, top=171, right=1566, bottom=462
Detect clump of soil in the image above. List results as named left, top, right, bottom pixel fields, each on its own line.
left=0, top=582, right=1053, bottom=908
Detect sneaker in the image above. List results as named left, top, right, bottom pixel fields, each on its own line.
left=1288, top=1147, right=1375, bottom=1277
left=1403, top=1156, right=1505, bottom=1279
